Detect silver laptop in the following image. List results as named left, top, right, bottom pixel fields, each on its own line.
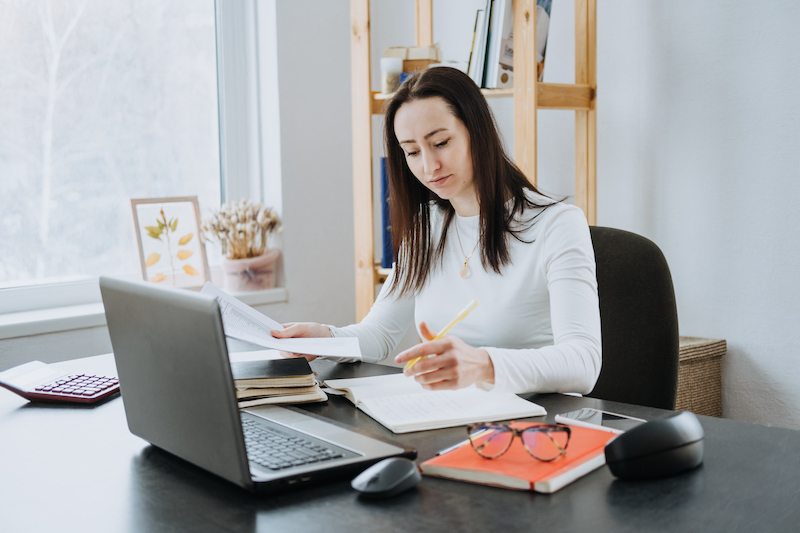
left=99, top=276, right=407, bottom=492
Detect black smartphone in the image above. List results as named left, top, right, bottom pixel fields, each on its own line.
left=554, top=408, right=646, bottom=434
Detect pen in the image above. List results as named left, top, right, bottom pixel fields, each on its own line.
left=436, top=438, right=471, bottom=456
left=404, top=299, right=478, bottom=370
left=435, top=428, right=492, bottom=456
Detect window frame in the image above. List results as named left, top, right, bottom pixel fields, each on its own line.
left=0, top=0, right=283, bottom=323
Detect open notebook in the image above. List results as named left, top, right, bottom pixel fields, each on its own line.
left=324, top=373, right=546, bottom=434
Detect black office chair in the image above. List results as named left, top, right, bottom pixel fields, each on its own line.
left=588, top=226, right=679, bottom=410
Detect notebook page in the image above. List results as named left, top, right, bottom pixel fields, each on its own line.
left=324, top=373, right=424, bottom=403
left=358, top=388, right=546, bottom=433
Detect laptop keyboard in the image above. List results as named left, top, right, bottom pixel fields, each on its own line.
left=241, top=416, right=350, bottom=471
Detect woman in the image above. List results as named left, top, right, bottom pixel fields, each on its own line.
left=273, top=67, right=601, bottom=395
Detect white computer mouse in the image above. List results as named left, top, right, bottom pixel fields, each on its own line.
left=350, top=457, right=422, bottom=498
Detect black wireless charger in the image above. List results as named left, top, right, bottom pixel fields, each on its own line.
left=605, top=411, right=705, bottom=480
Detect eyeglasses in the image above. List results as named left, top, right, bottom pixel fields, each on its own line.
left=466, top=422, right=571, bottom=461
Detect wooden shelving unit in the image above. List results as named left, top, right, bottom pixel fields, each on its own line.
left=351, top=0, right=597, bottom=320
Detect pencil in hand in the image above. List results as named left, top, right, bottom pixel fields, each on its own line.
left=404, top=300, right=478, bottom=370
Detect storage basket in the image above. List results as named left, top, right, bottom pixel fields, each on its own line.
left=676, top=337, right=726, bottom=417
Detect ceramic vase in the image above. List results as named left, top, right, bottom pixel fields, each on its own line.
left=220, top=248, right=280, bottom=292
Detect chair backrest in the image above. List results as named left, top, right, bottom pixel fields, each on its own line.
left=588, top=226, right=679, bottom=410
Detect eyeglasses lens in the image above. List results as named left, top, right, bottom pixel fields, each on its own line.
left=469, top=425, right=513, bottom=458
left=522, top=428, right=569, bottom=461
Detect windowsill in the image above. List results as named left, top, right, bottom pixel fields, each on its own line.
left=0, top=287, right=288, bottom=341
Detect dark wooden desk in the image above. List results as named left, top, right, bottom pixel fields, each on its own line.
left=2, top=354, right=800, bottom=533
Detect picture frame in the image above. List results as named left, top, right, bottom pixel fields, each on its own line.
left=130, top=196, right=210, bottom=290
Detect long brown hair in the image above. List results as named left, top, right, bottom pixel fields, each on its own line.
left=383, top=67, right=556, bottom=297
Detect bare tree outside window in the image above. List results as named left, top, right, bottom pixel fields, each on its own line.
left=0, top=0, right=220, bottom=287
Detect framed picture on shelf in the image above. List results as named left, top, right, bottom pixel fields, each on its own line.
left=130, top=196, right=210, bottom=290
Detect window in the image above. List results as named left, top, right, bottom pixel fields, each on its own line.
left=0, top=0, right=284, bottom=319
left=0, top=0, right=220, bottom=299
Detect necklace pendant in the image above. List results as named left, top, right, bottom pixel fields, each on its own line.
left=460, top=261, right=470, bottom=279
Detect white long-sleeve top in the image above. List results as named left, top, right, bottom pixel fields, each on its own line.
left=329, top=193, right=602, bottom=395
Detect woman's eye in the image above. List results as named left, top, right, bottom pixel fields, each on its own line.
left=405, top=150, right=419, bottom=157
left=435, top=139, right=450, bottom=148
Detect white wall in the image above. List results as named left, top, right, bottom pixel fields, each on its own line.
left=4, top=0, right=799, bottom=430
left=253, top=0, right=357, bottom=328
left=592, top=1, right=800, bottom=429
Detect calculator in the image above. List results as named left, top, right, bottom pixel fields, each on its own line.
left=0, top=360, right=120, bottom=404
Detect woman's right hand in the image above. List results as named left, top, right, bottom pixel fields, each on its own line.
left=270, top=322, right=332, bottom=361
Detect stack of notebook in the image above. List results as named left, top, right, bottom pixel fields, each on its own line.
left=231, top=358, right=327, bottom=408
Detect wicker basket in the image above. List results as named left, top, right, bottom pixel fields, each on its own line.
left=676, top=337, right=726, bottom=417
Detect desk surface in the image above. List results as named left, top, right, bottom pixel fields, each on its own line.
left=2, top=354, right=799, bottom=533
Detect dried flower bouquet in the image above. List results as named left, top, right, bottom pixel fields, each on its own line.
left=202, top=199, right=281, bottom=260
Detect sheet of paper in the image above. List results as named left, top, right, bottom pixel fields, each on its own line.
left=228, top=350, right=285, bottom=363
left=201, top=283, right=362, bottom=360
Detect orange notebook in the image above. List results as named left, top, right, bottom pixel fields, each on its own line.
left=421, top=424, right=616, bottom=493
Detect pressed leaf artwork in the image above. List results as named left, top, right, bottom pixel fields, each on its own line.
left=141, top=207, right=203, bottom=286
left=132, top=197, right=208, bottom=290
left=145, top=252, right=161, bottom=267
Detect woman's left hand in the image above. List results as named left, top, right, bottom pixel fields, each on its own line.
left=270, top=322, right=331, bottom=362
left=394, top=321, right=495, bottom=390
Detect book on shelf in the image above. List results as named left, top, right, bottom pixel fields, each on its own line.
left=484, top=0, right=513, bottom=88
left=323, top=373, right=545, bottom=434
left=384, top=44, right=443, bottom=74
left=420, top=423, right=616, bottom=493
left=481, top=0, right=552, bottom=88
left=384, top=45, right=442, bottom=61
left=465, top=8, right=481, bottom=83
left=535, top=0, right=552, bottom=82
left=231, top=358, right=327, bottom=408
left=467, top=5, right=489, bottom=87
left=380, top=157, right=393, bottom=269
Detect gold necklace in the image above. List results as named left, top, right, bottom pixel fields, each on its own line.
left=455, top=218, right=479, bottom=279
